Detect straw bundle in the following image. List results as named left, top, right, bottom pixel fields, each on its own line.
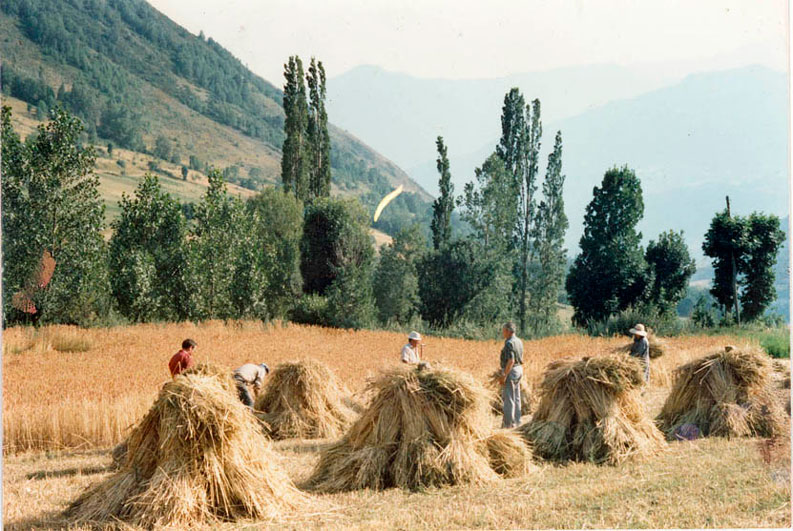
left=254, top=359, right=358, bottom=440
left=307, top=366, right=533, bottom=492
left=614, top=337, right=667, bottom=359
left=486, top=371, right=532, bottom=416
left=67, top=365, right=302, bottom=527
left=657, top=347, right=787, bottom=439
left=519, top=355, right=665, bottom=465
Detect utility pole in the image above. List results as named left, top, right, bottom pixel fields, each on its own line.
left=726, top=196, right=740, bottom=323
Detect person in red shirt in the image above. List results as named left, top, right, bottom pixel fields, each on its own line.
left=169, top=339, right=197, bottom=377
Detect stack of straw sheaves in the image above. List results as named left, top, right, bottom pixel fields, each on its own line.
left=520, top=355, right=665, bottom=465
left=67, top=364, right=303, bottom=528
left=254, top=359, right=358, bottom=440
left=307, top=366, right=534, bottom=492
left=657, top=347, right=787, bottom=439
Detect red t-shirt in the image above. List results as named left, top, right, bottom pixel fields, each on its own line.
left=169, top=349, right=194, bottom=377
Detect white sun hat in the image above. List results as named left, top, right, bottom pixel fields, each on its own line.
left=408, top=331, right=422, bottom=341
left=628, top=323, right=648, bottom=337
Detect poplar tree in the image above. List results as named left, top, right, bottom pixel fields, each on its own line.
left=306, top=57, right=331, bottom=198
left=740, top=213, right=785, bottom=321
left=529, top=131, right=568, bottom=328
left=430, top=136, right=454, bottom=249
left=281, top=56, right=309, bottom=200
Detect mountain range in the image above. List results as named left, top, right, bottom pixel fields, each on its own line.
left=328, top=64, right=789, bottom=257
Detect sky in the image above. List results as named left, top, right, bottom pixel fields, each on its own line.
left=148, top=0, right=788, bottom=84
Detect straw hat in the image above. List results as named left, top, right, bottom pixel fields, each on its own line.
left=408, top=331, right=422, bottom=341
left=629, top=324, right=648, bottom=337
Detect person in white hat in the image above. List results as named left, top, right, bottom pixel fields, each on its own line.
left=628, top=323, right=650, bottom=383
left=401, top=331, right=423, bottom=364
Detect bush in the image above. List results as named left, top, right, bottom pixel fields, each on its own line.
left=289, top=294, right=329, bottom=325
left=585, top=306, right=689, bottom=337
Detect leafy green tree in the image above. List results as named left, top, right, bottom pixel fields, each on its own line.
left=306, top=57, right=331, bottom=198
left=417, top=239, right=499, bottom=327
left=702, top=209, right=745, bottom=318
left=109, top=174, right=188, bottom=321
left=185, top=170, right=246, bottom=319
left=430, top=136, right=454, bottom=249
left=324, top=221, right=377, bottom=329
left=529, top=131, right=568, bottom=328
left=373, top=225, right=426, bottom=324
left=645, top=230, right=696, bottom=316
left=740, top=213, right=785, bottom=321
left=153, top=135, right=173, bottom=161
left=459, top=153, right=517, bottom=254
left=231, top=188, right=304, bottom=319
left=281, top=56, right=309, bottom=200
left=98, top=103, right=143, bottom=151
left=301, top=197, right=373, bottom=295
left=1, top=106, right=108, bottom=325
left=181, top=165, right=188, bottom=180
left=566, top=166, right=648, bottom=326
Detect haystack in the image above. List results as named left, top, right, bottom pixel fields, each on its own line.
left=486, top=371, right=532, bottom=416
left=67, top=364, right=302, bottom=528
left=657, top=346, right=787, bottom=439
left=306, top=366, right=533, bottom=492
left=519, top=355, right=665, bottom=465
left=254, top=359, right=358, bottom=440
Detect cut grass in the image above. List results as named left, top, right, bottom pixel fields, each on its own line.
left=2, top=437, right=789, bottom=529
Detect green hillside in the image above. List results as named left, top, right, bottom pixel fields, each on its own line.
left=0, top=0, right=432, bottom=233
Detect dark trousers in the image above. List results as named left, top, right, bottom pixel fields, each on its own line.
left=235, top=380, right=254, bottom=407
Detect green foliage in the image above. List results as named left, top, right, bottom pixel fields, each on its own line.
left=289, top=294, right=329, bottom=325
left=301, top=197, right=373, bottom=296
left=233, top=188, right=304, bottom=319
left=1, top=105, right=108, bottom=325
left=740, top=213, right=785, bottom=321
left=529, top=131, right=568, bottom=330
left=417, top=239, right=503, bottom=327
left=281, top=56, right=310, bottom=200
left=184, top=170, right=246, bottom=320
left=306, top=57, right=331, bottom=199
left=691, top=295, right=719, bottom=328
left=373, top=225, right=426, bottom=324
left=108, top=174, right=188, bottom=322
left=153, top=135, right=172, bottom=161
left=430, top=136, right=454, bottom=250
left=645, top=230, right=696, bottom=316
left=703, top=209, right=785, bottom=322
left=566, top=166, right=648, bottom=327
left=759, top=329, right=790, bottom=358
left=585, top=305, right=684, bottom=337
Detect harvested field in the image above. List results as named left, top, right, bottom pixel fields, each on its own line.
left=2, top=321, right=789, bottom=528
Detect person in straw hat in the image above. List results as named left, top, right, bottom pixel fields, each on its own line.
left=498, top=322, right=524, bottom=428
left=233, top=362, right=270, bottom=408
left=628, top=323, right=650, bottom=383
left=401, top=331, right=423, bottom=364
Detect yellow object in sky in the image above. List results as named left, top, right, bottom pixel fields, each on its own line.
left=373, top=185, right=404, bottom=222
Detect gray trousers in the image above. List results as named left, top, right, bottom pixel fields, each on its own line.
left=639, top=355, right=650, bottom=384
left=234, top=376, right=254, bottom=407
left=501, top=365, right=523, bottom=428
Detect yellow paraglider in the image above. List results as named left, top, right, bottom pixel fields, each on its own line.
left=373, top=185, right=404, bottom=222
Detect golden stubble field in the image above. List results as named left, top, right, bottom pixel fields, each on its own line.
left=2, top=321, right=791, bottom=529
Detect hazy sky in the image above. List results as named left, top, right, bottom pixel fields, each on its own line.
left=148, top=0, right=788, bottom=83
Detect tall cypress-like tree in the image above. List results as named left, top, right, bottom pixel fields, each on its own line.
left=495, top=89, right=542, bottom=334
left=281, top=56, right=309, bottom=200
left=740, top=213, right=785, bottom=321
left=307, top=57, right=331, bottom=198
left=529, top=131, right=568, bottom=327
left=430, top=136, right=454, bottom=249
left=702, top=209, right=745, bottom=318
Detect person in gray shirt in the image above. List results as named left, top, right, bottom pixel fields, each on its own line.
left=628, top=323, right=650, bottom=383
left=498, top=321, right=524, bottom=428
left=233, top=363, right=270, bottom=407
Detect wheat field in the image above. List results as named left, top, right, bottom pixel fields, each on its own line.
left=2, top=321, right=790, bottom=528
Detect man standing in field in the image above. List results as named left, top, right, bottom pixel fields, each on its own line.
left=233, top=363, right=270, bottom=407
left=629, top=323, right=650, bottom=383
left=401, top=331, right=423, bottom=364
left=498, top=322, right=524, bottom=428
left=169, top=338, right=196, bottom=377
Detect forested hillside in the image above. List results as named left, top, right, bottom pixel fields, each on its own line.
left=0, top=0, right=431, bottom=234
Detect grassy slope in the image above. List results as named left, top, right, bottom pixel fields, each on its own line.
left=1, top=322, right=790, bottom=528
left=0, top=3, right=432, bottom=209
